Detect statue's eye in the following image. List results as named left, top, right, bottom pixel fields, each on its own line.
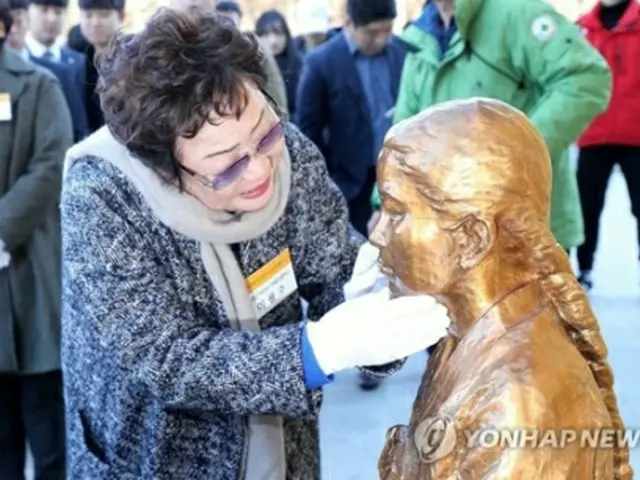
left=387, top=212, right=406, bottom=230
left=383, top=197, right=405, bottom=216
left=383, top=207, right=403, bottom=222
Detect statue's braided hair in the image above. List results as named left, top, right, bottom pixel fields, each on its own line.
left=499, top=207, right=631, bottom=479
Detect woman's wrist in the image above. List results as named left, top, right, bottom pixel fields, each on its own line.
left=300, top=324, right=334, bottom=389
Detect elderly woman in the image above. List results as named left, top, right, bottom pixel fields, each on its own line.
left=60, top=8, right=449, bottom=479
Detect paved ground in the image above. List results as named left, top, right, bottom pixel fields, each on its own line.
left=320, top=165, right=640, bottom=479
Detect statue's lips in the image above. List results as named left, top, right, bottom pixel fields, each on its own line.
left=381, top=266, right=415, bottom=299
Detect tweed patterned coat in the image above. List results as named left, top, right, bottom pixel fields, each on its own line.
left=60, top=124, right=400, bottom=479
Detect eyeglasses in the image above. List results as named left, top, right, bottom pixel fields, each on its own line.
left=180, top=119, right=285, bottom=191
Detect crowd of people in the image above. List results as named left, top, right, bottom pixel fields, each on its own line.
left=0, top=0, right=638, bottom=478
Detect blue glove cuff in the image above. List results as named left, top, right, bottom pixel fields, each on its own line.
left=301, top=324, right=334, bottom=389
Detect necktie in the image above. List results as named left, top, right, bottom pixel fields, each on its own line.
left=42, top=49, right=54, bottom=60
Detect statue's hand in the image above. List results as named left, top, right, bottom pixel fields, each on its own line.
left=379, top=424, right=408, bottom=480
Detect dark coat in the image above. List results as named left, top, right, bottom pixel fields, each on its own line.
left=60, top=124, right=401, bottom=478
left=67, top=24, right=91, bottom=55
left=83, top=46, right=103, bottom=133
left=31, top=55, right=89, bottom=142
left=59, top=45, right=87, bottom=93
left=274, top=41, right=303, bottom=118
left=0, top=48, right=73, bottom=374
left=23, top=42, right=87, bottom=138
left=295, top=33, right=414, bottom=200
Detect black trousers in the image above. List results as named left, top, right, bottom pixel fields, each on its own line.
left=0, top=370, right=65, bottom=480
left=576, top=145, right=640, bottom=272
left=348, top=167, right=378, bottom=237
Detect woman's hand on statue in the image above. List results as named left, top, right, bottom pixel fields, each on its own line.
left=343, top=242, right=388, bottom=301
left=305, top=288, right=450, bottom=376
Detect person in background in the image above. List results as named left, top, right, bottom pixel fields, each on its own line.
left=293, top=0, right=334, bottom=55
left=7, top=0, right=88, bottom=141
left=256, top=10, right=303, bottom=118
left=66, top=22, right=90, bottom=53
left=215, top=0, right=240, bottom=25
left=169, top=0, right=288, bottom=115
left=5, top=0, right=26, bottom=46
left=296, top=0, right=414, bottom=390
left=575, top=0, right=640, bottom=291
left=60, top=8, right=449, bottom=478
left=78, top=0, right=124, bottom=133
left=168, top=0, right=216, bottom=10
left=372, top=0, right=612, bottom=256
left=25, top=0, right=84, bottom=83
left=0, top=1, right=73, bottom=478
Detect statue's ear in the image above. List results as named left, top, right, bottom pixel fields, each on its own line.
left=450, top=214, right=493, bottom=270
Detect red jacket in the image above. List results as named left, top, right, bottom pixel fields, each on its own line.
left=577, top=1, right=640, bottom=147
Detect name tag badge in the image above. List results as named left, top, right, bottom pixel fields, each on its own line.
left=0, top=93, right=12, bottom=122
left=245, top=248, right=298, bottom=319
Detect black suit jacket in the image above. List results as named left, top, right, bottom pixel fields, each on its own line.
left=295, top=33, right=415, bottom=199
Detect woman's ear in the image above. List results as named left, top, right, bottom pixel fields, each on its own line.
left=451, top=214, right=494, bottom=270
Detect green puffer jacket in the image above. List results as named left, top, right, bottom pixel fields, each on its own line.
left=372, top=0, right=612, bottom=248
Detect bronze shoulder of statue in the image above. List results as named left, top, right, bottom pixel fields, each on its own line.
left=371, top=98, right=632, bottom=480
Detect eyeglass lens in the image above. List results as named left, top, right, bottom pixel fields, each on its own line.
left=212, top=121, right=284, bottom=190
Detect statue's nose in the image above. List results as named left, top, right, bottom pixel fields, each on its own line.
left=369, top=212, right=391, bottom=248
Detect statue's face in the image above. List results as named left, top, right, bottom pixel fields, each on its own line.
left=370, top=145, right=460, bottom=296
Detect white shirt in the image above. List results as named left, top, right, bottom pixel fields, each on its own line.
left=25, top=34, right=62, bottom=62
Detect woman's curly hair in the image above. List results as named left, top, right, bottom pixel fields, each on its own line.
left=96, top=7, right=267, bottom=182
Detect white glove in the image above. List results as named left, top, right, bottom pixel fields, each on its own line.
left=0, top=239, right=10, bottom=270
left=344, top=242, right=388, bottom=301
left=306, top=288, right=450, bottom=376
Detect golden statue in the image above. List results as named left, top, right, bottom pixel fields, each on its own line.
left=371, top=98, right=632, bottom=479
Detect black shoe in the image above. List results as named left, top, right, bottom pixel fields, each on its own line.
left=358, top=372, right=381, bottom=391
left=578, top=271, right=593, bottom=291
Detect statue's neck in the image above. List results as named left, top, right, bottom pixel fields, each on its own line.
left=439, top=274, right=545, bottom=340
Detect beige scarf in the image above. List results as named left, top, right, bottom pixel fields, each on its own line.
left=64, top=126, right=290, bottom=480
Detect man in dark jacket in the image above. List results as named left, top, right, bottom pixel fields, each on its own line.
left=77, top=0, right=124, bottom=133
left=297, top=0, right=413, bottom=237
left=0, top=1, right=73, bottom=478
left=25, top=0, right=86, bottom=90
left=296, top=0, right=415, bottom=390
left=7, top=0, right=88, bottom=141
